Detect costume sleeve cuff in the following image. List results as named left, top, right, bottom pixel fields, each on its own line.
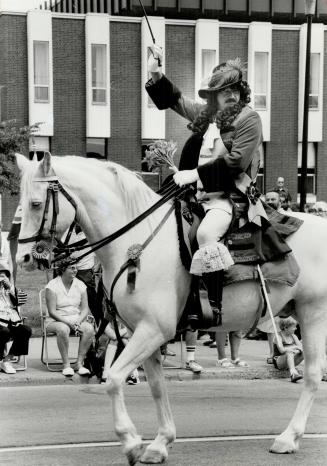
left=197, top=158, right=237, bottom=193
left=145, top=75, right=182, bottom=110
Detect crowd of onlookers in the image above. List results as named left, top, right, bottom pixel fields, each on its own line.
left=0, top=175, right=326, bottom=384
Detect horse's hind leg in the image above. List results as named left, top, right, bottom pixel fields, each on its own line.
left=139, top=349, right=176, bottom=464
left=270, top=303, right=327, bottom=454
left=105, top=324, right=168, bottom=465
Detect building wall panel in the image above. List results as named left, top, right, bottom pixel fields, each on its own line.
left=317, top=32, right=327, bottom=201
left=108, top=21, right=141, bottom=169
left=165, top=24, right=195, bottom=167
left=0, top=15, right=28, bottom=230
left=266, top=30, right=299, bottom=197
left=52, top=18, right=86, bottom=156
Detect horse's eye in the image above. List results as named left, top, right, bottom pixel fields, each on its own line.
left=31, top=201, right=42, bottom=209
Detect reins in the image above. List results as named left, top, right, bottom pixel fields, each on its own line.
left=52, top=179, right=188, bottom=265
left=18, top=173, right=189, bottom=267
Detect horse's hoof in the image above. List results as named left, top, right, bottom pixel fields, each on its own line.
left=126, top=443, right=144, bottom=465
left=269, top=436, right=298, bottom=454
left=140, top=446, right=168, bottom=464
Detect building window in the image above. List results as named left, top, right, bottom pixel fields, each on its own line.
left=91, top=44, right=107, bottom=105
left=202, top=49, right=216, bottom=83
left=309, top=53, right=320, bottom=110
left=34, top=41, right=49, bottom=103
left=297, top=142, right=317, bottom=198
left=251, top=0, right=270, bottom=13
left=157, top=0, right=177, bottom=6
left=256, top=144, right=265, bottom=194
left=273, top=0, right=293, bottom=13
left=254, top=52, right=268, bottom=110
left=318, top=0, right=327, bottom=15
left=206, top=0, right=224, bottom=10
left=147, top=47, right=157, bottom=108
left=86, top=138, right=107, bottom=159
left=227, top=0, right=247, bottom=12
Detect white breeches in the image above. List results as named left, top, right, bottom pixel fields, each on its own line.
left=197, top=207, right=232, bottom=247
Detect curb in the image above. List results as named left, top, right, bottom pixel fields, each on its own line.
left=0, top=366, right=289, bottom=388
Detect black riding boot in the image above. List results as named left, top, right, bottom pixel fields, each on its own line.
left=202, top=270, right=224, bottom=326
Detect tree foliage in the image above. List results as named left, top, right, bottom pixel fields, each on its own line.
left=0, top=120, right=39, bottom=195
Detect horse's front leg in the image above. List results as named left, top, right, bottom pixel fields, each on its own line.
left=139, top=349, right=176, bottom=464
left=270, top=308, right=327, bottom=454
left=106, top=324, right=167, bottom=465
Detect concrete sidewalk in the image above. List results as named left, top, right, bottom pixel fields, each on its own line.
left=0, top=336, right=291, bottom=387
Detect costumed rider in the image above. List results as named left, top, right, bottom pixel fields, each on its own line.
left=145, top=45, right=267, bottom=319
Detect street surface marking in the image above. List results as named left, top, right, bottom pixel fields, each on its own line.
left=1, top=434, right=327, bottom=453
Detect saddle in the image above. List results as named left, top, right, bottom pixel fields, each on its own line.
left=175, top=193, right=303, bottom=331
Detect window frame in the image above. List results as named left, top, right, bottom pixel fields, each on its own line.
left=91, top=43, right=107, bottom=106
left=253, top=51, right=268, bottom=111
left=309, top=52, right=320, bottom=111
left=33, top=40, right=50, bottom=104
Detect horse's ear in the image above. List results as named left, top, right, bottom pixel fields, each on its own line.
left=41, top=151, right=53, bottom=176
left=15, top=153, right=30, bottom=172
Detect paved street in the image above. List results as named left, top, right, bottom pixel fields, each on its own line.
left=1, top=379, right=327, bottom=465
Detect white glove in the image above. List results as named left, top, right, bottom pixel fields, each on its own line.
left=173, top=169, right=199, bottom=187
left=148, top=44, right=163, bottom=73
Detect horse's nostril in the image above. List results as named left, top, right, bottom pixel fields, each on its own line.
left=24, top=254, right=31, bottom=263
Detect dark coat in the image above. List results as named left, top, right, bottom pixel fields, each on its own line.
left=145, top=74, right=263, bottom=194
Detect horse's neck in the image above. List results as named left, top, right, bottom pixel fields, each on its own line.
left=55, top=161, right=162, bottom=265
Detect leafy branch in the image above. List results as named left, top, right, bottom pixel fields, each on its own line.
left=0, top=120, right=39, bottom=195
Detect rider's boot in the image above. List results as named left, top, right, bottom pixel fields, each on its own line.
left=202, top=270, right=224, bottom=326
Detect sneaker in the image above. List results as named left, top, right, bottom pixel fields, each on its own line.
left=0, top=360, right=16, bottom=374
left=126, top=369, right=140, bottom=385
left=217, top=358, right=234, bottom=368
left=209, top=341, right=217, bottom=348
left=62, top=367, right=74, bottom=377
left=203, top=340, right=215, bottom=346
left=232, top=358, right=249, bottom=367
left=290, top=371, right=303, bottom=383
left=185, top=360, right=202, bottom=374
left=77, top=366, right=91, bottom=376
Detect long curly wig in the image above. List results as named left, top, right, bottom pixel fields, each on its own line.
left=188, top=61, right=251, bottom=135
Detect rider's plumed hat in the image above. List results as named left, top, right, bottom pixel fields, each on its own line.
left=198, top=58, right=245, bottom=99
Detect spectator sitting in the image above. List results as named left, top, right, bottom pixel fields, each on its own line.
left=0, top=261, right=31, bottom=374
left=45, top=258, right=95, bottom=377
left=0, top=224, right=13, bottom=277
left=273, top=316, right=304, bottom=383
left=308, top=201, right=327, bottom=218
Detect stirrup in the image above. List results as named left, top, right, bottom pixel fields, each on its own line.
left=210, top=301, right=223, bottom=327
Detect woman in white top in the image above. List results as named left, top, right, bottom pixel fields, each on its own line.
left=45, top=258, right=95, bottom=377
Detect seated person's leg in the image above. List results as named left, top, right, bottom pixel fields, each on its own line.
left=77, top=321, right=95, bottom=373
left=0, top=325, right=11, bottom=359
left=46, top=321, right=71, bottom=371
left=0, top=326, right=16, bottom=373
left=8, top=324, right=32, bottom=358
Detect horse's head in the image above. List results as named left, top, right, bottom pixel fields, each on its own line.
left=16, top=152, right=77, bottom=270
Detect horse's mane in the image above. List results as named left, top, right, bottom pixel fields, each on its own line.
left=21, top=156, right=160, bottom=222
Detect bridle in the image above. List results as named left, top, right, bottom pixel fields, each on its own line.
left=18, top=172, right=190, bottom=268
left=18, top=176, right=78, bottom=263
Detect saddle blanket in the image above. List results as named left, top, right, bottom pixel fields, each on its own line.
left=224, top=252, right=300, bottom=287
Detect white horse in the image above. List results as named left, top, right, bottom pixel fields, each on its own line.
left=16, top=152, right=327, bottom=465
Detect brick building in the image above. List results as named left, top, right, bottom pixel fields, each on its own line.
left=1, top=0, right=327, bottom=228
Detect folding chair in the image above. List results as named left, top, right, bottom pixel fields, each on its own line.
left=39, top=289, right=78, bottom=372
